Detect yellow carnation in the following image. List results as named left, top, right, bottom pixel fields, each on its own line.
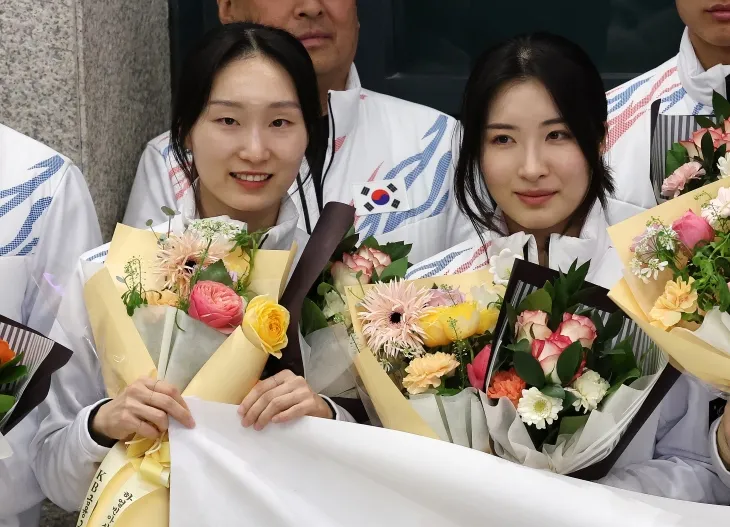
left=146, top=289, right=180, bottom=307
left=402, top=352, right=460, bottom=395
left=223, top=248, right=251, bottom=280
left=242, top=294, right=290, bottom=358
left=649, top=277, right=698, bottom=330
left=478, top=306, right=500, bottom=334
left=419, top=302, right=480, bottom=347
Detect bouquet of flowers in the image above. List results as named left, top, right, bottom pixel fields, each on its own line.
left=654, top=90, right=730, bottom=200
left=298, top=227, right=411, bottom=399
left=484, top=259, right=669, bottom=475
left=608, top=178, right=730, bottom=391
left=0, top=314, right=73, bottom=458
left=76, top=210, right=295, bottom=527
left=345, top=271, right=502, bottom=450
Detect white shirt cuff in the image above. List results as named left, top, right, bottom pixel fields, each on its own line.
left=709, top=418, right=730, bottom=490
left=319, top=395, right=356, bottom=423
left=79, top=399, right=114, bottom=461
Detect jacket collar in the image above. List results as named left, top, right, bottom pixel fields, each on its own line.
left=174, top=187, right=300, bottom=251
left=490, top=201, right=613, bottom=284
left=327, top=64, right=363, bottom=140
left=677, top=27, right=730, bottom=106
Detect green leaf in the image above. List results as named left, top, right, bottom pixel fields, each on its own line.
left=145, top=219, right=154, bottom=227
left=331, top=233, right=360, bottom=262
left=556, top=341, right=583, bottom=384
left=696, top=115, right=717, bottom=129
left=316, top=282, right=337, bottom=297
left=513, top=351, right=545, bottom=389
left=517, top=289, right=552, bottom=315
left=702, top=130, right=716, bottom=168
left=601, top=338, right=632, bottom=356
left=597, top=310, right=624, bottom=344
left=197, top=260, right=234, bottom=287
left=666, top=148, right=687, bottom=176
left=378, top=258, right=408, bottom=282
left=360, top=236, right=380, bottom=249
left=0, top=352, right=24, bottom=374
left=558, top=415, right=589, bottom=437
left=713, top=90, right=730, bottom=122
left=116, top=276, right=126, bottom=284
left=301, top=298, right=329, bottom=337
left=605, top=368, right=641, bottom=398
left=0, top=394, right=15, bottom=414
left=0, top=365, right=27, bottom=385
left=507, top=302, right=518, bottom=329
left=379, top=242, right=412, bottom=262
left=161, top=206, right=177, bottom=217
left=540, top=385, right=566, bottom=400
left=564, top=390, right=578, bottom=409
left=505, top=339, right=531, bottom=354
left=590, top=312, right=605, bottom=334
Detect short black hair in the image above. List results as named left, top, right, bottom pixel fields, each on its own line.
left=454, top=32, right=614, bottom=237
left=170, top=22, right=323, bottom=206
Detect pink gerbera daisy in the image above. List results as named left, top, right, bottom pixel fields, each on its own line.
left=359, top=281, right=434, bottom=359
left=156, top=231, right=232, bottom=298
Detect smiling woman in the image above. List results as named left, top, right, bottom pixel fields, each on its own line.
left=170, top=22, right=324, bottom=232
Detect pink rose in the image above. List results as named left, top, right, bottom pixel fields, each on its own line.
left=467, top=344, right=491, bottom=391
left=428, top=288, right=467, bottom=307
left=188, top=281, right=244, bottom=334
left=557, top=313, right=597, bottom=349
left=661, top=161, right=705, bottom=198
left=679, top=140, right=700, bottom=160
left=331, top=253, right=374, bottom=294
left=690, top=127, right=730, bottom=150
left=531, top=333, right=572, bottom=383
left=671, top=210, right=715, bottom=250
left=355, top=246, right=392, bottom=275
left=515, top=310, right=552, bottom=343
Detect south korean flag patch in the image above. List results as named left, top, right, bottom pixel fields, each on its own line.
left=352, top=177, right=412, bottom=216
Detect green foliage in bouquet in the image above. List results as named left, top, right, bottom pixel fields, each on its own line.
left=0, top=340, right=27, bottom=415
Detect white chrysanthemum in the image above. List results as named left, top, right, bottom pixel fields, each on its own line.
left=565, top=370, right=610, bottom=414
left=488, top=248, right=523, bottom=286
left=718, top=153, right=730, bottom=179
left=702, top=187, right=730, bottom=229
left=517, top=387, right=563, bottom=430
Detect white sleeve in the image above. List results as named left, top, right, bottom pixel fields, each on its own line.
left=122, top=141, right=179, bottom=229
left=709, top=418, right=730, bottom=490
left=0, top=413, right=46, bottom=517
left=24, top=163, right=102, bottom=334
left=29, top=263, right=112, bottom=512
left=599, top=375, right=730, bottom=504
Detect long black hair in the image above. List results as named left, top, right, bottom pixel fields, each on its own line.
left=170, top=22, right=323, bottom=205
left=454, top=32, right=614, bottom=237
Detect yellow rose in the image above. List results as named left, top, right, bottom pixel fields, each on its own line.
left=402, top=352, right=460, bottom=395
left=419, top=302, right=480, bottom=347
left=478, top=306, right=500, bottom=334
left=223, top=249, right=251, bottom=280
left=242, top=294, right=290, bottom=358
left=649, top=277, right=698, bottom=330
left=146, top=289, right=180, bottom=307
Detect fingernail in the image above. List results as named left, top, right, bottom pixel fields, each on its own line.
left=254, top=423, right=262, bottom=431
left=237, top=406, right=243, bottom=416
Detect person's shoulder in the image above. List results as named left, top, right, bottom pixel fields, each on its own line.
left=359, top=89, right=457, bottom=127
left=606, top=55, right=680, bottom=111
left=144, top=130, right=173, bottom=157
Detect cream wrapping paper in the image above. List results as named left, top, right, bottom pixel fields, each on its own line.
left=166, top=398, right=730, bottom=526
left=607, top=179, right=730, bottom=390
left=345, top=270, right=496, bottom=447
left=76, top=222, right=296, bottom=527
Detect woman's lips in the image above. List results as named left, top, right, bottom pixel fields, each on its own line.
left=515, top=191, right=557, bottom=206
left=708, top=4, right=730, bottom=21
left=230, top=172, right=272, bottom=190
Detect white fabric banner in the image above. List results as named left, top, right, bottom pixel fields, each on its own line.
left=169, top=399, right=728, bottom=527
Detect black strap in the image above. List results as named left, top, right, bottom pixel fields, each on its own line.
left=268, top=202, right=356, bottom=377
left=295, top=174, right=313, bottom=235
left=649, top=99, right=661, bottom=152
left=567, top=363, right=681, bottom=481
left=725, top=74, right=730, bottom=101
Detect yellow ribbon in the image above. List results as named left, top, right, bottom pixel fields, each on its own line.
left=125, top=434, right=171, bottom=488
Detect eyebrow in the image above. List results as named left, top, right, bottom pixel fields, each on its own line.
left=485, top=117, right=566, bottom=130
left=209, top=99, right=301, bottom=110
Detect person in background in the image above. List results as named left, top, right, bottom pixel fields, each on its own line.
left=29, top=22, right=355, bottom=516
left=0, top=124, right=102, bottom=527
left=605, top=0, right=730, bottom=222
left=405, top=32, right=730, bottom=504
left=123, top=0, right=473, bottom=263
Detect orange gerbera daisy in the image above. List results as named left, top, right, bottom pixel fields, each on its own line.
left=0, top=339, right=16, bottom=365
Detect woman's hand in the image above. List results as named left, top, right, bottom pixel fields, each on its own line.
left=91, top=377, right=195, bottom=441
left=719, top=401, right=730, bottom=469
left=238, top=370, right=333, bottom=430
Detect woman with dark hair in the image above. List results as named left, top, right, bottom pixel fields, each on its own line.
left=407, top=33, right=730, bottom=503
left=27, top=22, right=353, bottom=514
